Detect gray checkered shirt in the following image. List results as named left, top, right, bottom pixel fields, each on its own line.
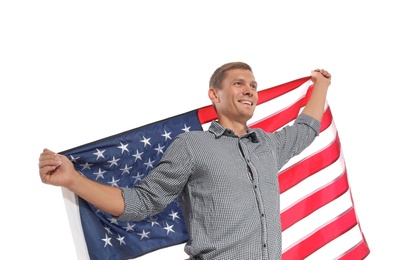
left=119, top=113, right=320, bottom=260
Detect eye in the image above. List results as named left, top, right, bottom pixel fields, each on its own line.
left=234, top=81, right=242, bottom=86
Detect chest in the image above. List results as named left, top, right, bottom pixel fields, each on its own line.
left=189, top=137, right=279, bottom=186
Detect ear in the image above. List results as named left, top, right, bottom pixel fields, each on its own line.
left=208, top=88, right=220, bottom=103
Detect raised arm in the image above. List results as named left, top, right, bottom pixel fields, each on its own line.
left=39, top=148, right=125, bottom=216
left=301, top=69, right=332, bottom=122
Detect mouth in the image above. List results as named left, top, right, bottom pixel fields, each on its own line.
left=239, top=100, right=253, bottom=106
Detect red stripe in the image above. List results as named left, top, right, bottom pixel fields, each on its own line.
left=282, top=207, right=358, bottom=260
left=279, top=132, right=341, bottom=193
left=257, top=76, right=311, bottom=104
left=250, top=93, right=332, bottom=134
left=250, top=94, right=307, bottom=131
left=197, top=105, right=217, bottom=125
left=281, top=170, right=350, bottom=231
left=337, top=240, right=371, bottom=260
left=320, top=106, right=332, bottom=132
left=337, top=192, right=371, bottom=260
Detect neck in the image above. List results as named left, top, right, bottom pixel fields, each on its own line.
left=217, top=118, right=248, bottom=136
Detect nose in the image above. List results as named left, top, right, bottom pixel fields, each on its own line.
left=243, top=84, right=254, bottom=96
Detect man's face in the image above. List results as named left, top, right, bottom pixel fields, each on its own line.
left=212, top=69, right=258, bottom=124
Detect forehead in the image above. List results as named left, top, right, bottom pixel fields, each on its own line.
left=224, top=69, right=255, bottom=82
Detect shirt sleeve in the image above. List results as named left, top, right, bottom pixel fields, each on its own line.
left=274, top=113, right=321, bottom=170
left=117, top=135, right=194, bottom=222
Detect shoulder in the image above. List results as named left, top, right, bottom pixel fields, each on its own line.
left=177, top=130, right=209, bottom=138
left=251, top=128, right=275, bottom=142
left=172, top=130, right=213, bottom=144
left=251, top=127, right=273, bottom=137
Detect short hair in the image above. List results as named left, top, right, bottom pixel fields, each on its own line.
left=209, top=62, right=252, bottom=89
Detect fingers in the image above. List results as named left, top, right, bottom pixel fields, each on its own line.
left=39, top=148, right=62, bottom=182
left=39, top=148, right=61, bottom=167
left=312, top=69, right=331, bottom=79
left=39, top=166, right=58, bottom=183
left=42, top=148, right=56, bottom=155
left=321, top=70, right=331, bottom=79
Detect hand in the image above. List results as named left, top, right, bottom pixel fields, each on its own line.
left=311, top=69, right=331, bottom=87
left=38, top=148, right=77, bottom=187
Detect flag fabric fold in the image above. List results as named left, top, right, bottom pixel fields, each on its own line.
left=61, top=76, right=370, bottom=260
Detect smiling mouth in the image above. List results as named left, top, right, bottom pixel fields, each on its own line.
left=239, top=100, right=253, bottom=106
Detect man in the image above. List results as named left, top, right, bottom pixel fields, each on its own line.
left=39, top=62, right=331, bottom=259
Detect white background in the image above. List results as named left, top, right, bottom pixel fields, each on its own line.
left=1, top=1, right=414, bottom=259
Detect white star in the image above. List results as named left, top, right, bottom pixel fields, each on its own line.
left=144, top=158, right=155, bottom=170
left=182, top=124, right=191, bottom=132
left=149, top=217, right=160, bottom=227
left=80, top=161, right=93, bottom=170
left=69, top=155, right=79, bottom=162
left=118, top=142, right=129, bottom=154
left=140, top=136, right=151, bottom=147
left=108, top=156, right=120, bottom=167
left=107, top=217, right=118, bottom=224
left=101, top=233, right=113, bottom=247
left=132, top=149, right=143, bottom=161
left=93, top=168, right=106, bottom=180
left=138, top=230, right=150, bottom=240
left=132, top=172, right=145, bottom=184
left=108, top=177, right=120, bottom=187
left=120, top=164, right=132, bottom=175
left=116, top=234, right=126, bottom=245
left=123, top=222, right=136, bottom=232
left=163, top=223, right=175, bottom=235
left=93, top=148, right=106, bottom=160
left=104, top=226, right=112, bottom=234
left=162, top=130, right=172, bottom=141
left=154, top=143, right=165, bottom=155
left=169, top=210, right=180, bottom=221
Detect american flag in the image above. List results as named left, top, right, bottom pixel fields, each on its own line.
left=61, top=76, right=370, bottom=259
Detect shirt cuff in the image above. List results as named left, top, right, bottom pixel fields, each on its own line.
left=296, top=113, right=321, bottom=136
left=117, top=187, right=146, bottom=222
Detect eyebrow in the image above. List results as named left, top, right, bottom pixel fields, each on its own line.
left=234, top=78, right=257, bottom=85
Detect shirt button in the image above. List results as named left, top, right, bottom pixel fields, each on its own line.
left=254, top=185, right=257, bottom=189
left=261, top=213, right=264, bottom=217
left=263, top=244, right=266, bottom=248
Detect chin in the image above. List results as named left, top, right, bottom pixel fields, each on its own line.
left=243, top=114, right=254, bottom=122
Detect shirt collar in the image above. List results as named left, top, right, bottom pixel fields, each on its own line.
left=208, top=121, right=259, bottom=143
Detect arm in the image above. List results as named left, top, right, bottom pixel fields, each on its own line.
left=301, top=69, right=332, bottom=122
left=39, top=148, right=124, bottom=216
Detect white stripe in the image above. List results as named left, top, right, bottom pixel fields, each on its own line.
left=248, top=79, right=312, bottom=127
left=280, top=117, right=337, bottom=173
left=280, top=150, right=346, bottom=212
left=201, top=121, right=210, bottom=131
left=282, top=190, right=353, bottom=251
left=305, top=224, right=364, bottom=260
left=62, top=188, right=90, bottom=260
left=132, top=243, right=188, bottom=259
left=280, top=121, right=341, bottom=210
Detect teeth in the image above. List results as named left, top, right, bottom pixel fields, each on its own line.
left=241, top=101, right=252, bottom=105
